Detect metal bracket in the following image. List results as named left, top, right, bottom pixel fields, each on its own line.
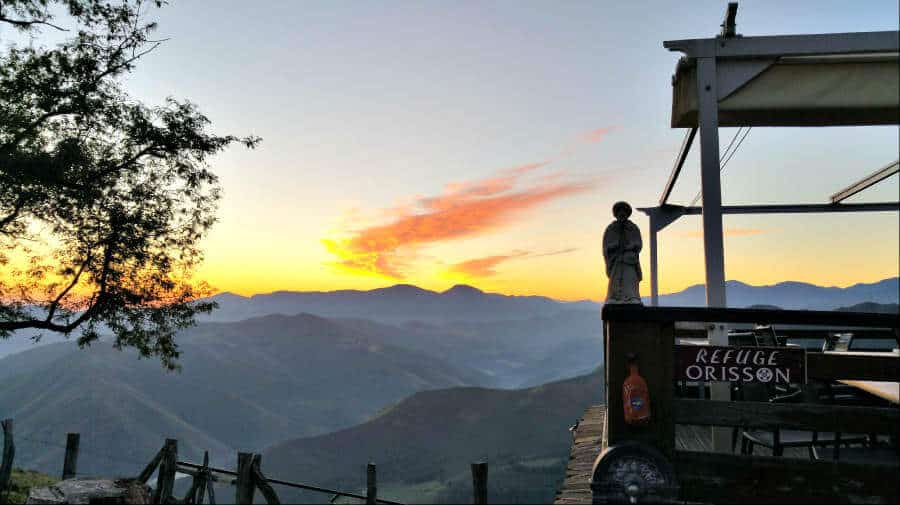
left=639, top=205, right=689, bottom=233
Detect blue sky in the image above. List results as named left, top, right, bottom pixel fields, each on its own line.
left=17, top=0, right=898, bottom=300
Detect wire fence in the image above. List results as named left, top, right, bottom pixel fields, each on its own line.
left=17, top=434, right=152, bottom=477
left=10, top=430, right=162, bottom=483
left=5, top=420, right=572, bottom=504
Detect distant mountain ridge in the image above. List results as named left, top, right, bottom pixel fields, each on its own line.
left=206, top=277, right=899, bottom=324
left=4, top=278, right=897, bottom=360
left=202, top=283, right=598, bottom=323
left=651, top=277, right=898, bottom=310
left=836, top=301, right=899, bottom=313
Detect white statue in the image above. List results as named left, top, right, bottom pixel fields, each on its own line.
left=603, top=201, right=643, bottom=304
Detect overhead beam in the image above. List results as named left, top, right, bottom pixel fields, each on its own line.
left=639, top=201, right=899, bottom=308
left=665, top=30, right=899, bottom=59
left=659, top=128, right=697, bottom=205
left=640, top=202, right=899, bottom=219
left=639, top=205, right=689, bottom=232
left=830, top=160, right=899, bottom=203
left=712, top=202, right=900, bottom=215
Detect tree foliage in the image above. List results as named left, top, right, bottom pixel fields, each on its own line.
left=0, top=0, right=259, bottom=368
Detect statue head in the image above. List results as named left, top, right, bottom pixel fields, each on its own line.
left=612, top=201, right=632, bottom=222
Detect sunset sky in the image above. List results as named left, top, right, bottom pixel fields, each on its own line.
left=112, top=0, right=899, bottom=301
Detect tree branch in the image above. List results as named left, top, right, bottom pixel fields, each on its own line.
left=0, top=195, right=28, bottom=233
left=2, top=108, right=75, bottom=150
left=45, top=252, right=93, bottom=321
left=0, top=15, right=68, bottom=31
left=0, top=239, right=113, bottom=335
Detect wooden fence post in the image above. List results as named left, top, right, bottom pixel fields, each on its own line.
left=152, top=439, right=177, bottom=504
left=201, top=451, right=215, bottom=505
left=62, top=433, right=80, bottom=480
left=235, top=452, right=255, bottom=504
left=250, top=454, right=280, bottom=504
left=0, top=420, right=14, bottom=505
left=137, top=445, right=165, bottom=484
left=471, top=461, right=487, bottom=505
left=194, top=450, right=210, bottom=505
left=366, top=463, right=376, bottom=505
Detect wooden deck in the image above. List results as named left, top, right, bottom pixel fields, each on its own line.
left=554, top=405, right=605, bottom=504
left=554, top=404, right=814, bottom=504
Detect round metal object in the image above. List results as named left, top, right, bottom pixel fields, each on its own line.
left=590, top=442, right=678, bottom=504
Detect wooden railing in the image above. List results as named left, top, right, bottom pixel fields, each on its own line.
left=0, top=424, right=491, bottom=504
left=600, top=305, right=899, bottom=504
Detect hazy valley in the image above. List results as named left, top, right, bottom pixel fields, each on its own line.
left=0, top=278, right=897, bottom=502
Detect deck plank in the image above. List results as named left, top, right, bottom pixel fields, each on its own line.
left=554, top=406, right=606, bottom=504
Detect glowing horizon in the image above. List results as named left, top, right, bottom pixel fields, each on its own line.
left=205, top=273, right=900, bottom=304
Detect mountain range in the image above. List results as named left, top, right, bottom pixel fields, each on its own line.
left=203, top=278, right=898, bottom=326
left=5, top=277, right=897, bottom=360
left=0, top=302, right=605, bottom=477
left=652, top=277, right=898, bottom=309
left=262, top=369, right=604, bottom=504
left=0, top=313, right=490, bottom=477
left=0, top=276, right=896, bottom=501
left=202, top=283, right=597, bottom=324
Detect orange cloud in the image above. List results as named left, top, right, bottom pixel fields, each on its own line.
left=447, top=248, right=578, bottom=278
left=556, top=126, right=617, bottom=159
left=582, top=127, right=616, bottom=144
left=423, top=162, right=548, bottom=211
left=676, top=228, right=765, bottom=238
left=324, top=165, right=595, bottom=278
left=447, top=252, right=530, bottom=278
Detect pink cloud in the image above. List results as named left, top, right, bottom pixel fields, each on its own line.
left=446, top=248, right=578, bottom=278
left=324, top=164, right=595, bottom=278
left=582, top=127, right=616, bottom=144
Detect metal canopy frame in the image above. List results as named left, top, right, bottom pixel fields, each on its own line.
left=654, top=4, right=900, bottom=311
left=831, top=160, right=899, bottom=203
left=651, top=4, right=899, bottom=454
left=640, top=199, right=900, bottom=306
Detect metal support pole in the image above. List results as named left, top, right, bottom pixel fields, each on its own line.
left=649, top=212, right=660, bottom=306
left=696, top=55, right=731, bottom=453
left=696, top=56, right=728, bottom=310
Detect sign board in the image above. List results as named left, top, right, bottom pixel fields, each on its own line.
left=674, top=345, right=806, bottom=384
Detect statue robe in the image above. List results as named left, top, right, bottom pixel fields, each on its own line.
left=603, top=219, right=643, bottom=304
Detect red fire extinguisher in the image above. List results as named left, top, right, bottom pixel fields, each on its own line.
left=623, top=352, right=651, bottom=425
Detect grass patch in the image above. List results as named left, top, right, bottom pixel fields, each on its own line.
left=3, top=468, right=58, bottom=504
left=376, top=480, right=450, bottom=504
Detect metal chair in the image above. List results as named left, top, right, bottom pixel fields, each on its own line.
left=813, top=439, right=900, bottom=464
left=822, top=332, right=854, bottom=352
left=739, top=381, right=869, bottom=458
left=820, top=333, right=877, bottom=405
left=753, top=325, right=780, bottom=347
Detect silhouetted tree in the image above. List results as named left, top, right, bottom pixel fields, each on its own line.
left=0, top=0, right=259, bottom=368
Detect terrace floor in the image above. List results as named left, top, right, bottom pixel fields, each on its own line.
left=553, top=404, right=811, bottom=504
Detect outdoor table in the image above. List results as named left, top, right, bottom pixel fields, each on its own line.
left=827, top=350, right=900, bottom=404
left=835, top=380, right=899, bottom=404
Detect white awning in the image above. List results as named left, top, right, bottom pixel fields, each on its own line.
left=671, top=52, right=900, bottom=127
